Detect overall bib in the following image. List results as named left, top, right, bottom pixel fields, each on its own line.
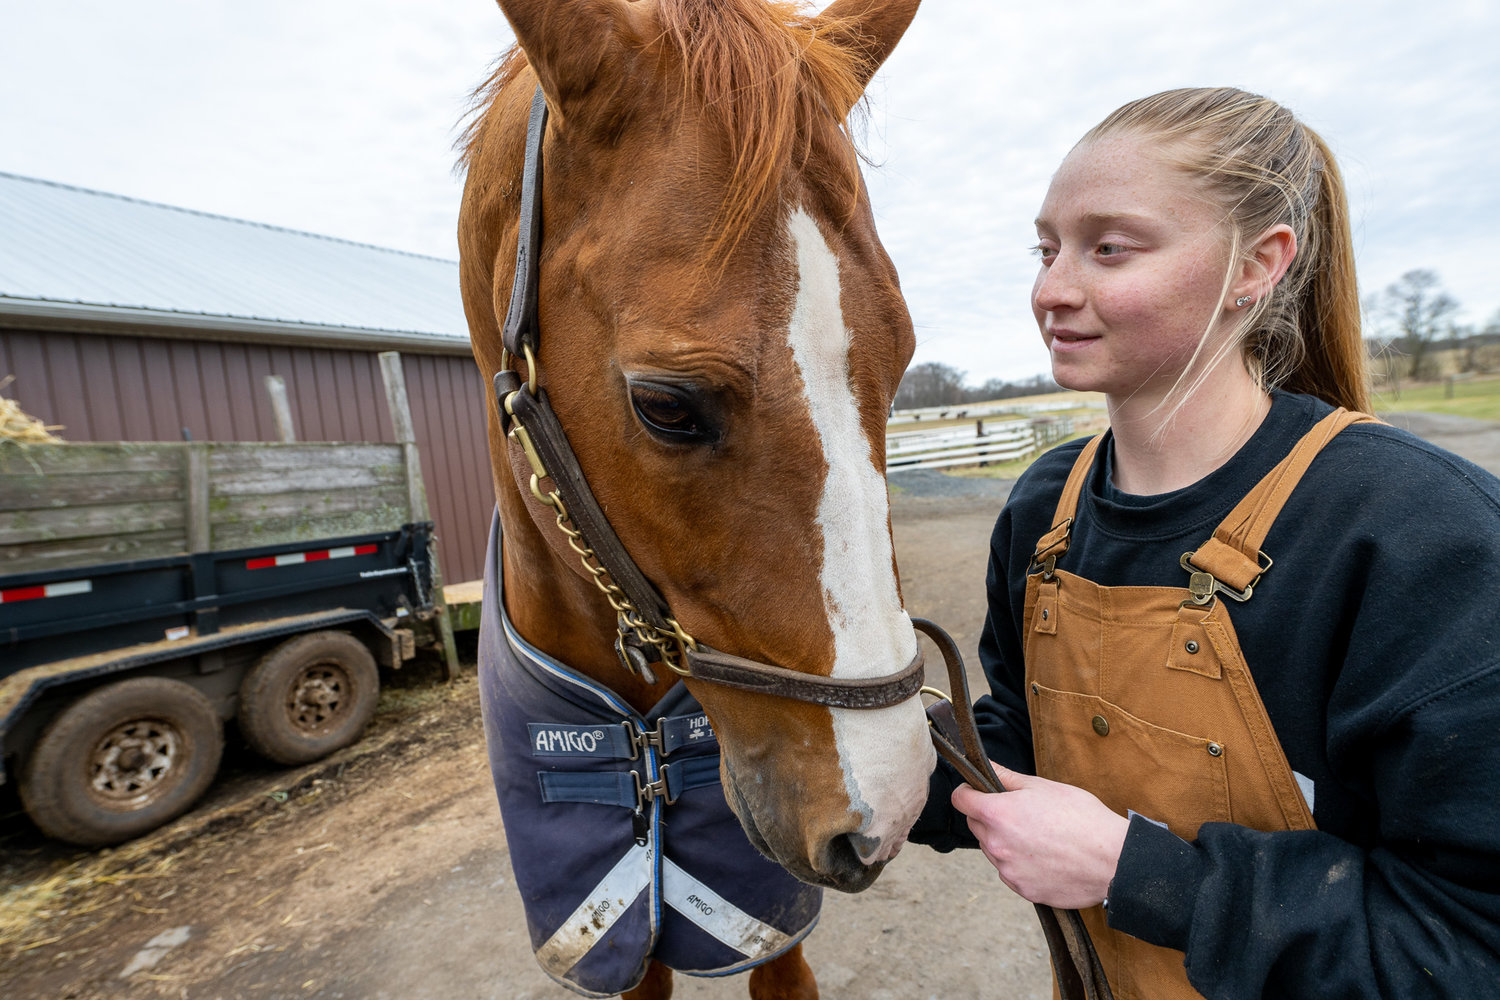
left=1023, top=409, right=1371, bottom=1000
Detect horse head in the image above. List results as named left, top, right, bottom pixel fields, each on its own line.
left=459, top=0, right=932, bottom=893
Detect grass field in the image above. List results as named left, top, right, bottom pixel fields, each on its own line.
left=1372, top=375, right=1500, bottom=422
left=940, top=450, right=1064, bottom=480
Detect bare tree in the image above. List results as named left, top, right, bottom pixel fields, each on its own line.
left=894, top=364, right=1063, bottom=409
left=971, top=374, right=1061, bottom=401
left=1370, top=270, right=1461, bottom=379
left=894, top=362, right=968, bottom=409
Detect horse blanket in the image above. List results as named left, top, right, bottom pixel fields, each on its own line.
left=477, top=512, right=823, bottom=997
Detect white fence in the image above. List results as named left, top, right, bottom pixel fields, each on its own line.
left=886, top=419, right=1035, bottom=471
left=885, top=415, right=1079, bottom=472
left=886, top=398, right=1081, bottom=428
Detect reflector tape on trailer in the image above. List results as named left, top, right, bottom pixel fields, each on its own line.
left=245, top=543, right=378, bottom=571
left=0, top=579, right=93, bottom=604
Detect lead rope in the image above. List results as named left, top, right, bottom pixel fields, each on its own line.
left=915, top=618, right=1114, bottom=1000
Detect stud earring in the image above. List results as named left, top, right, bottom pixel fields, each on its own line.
left=1235, top=295, right=1253, bottom=308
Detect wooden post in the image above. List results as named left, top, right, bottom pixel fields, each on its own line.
left=264, top=375, right=297, bottom=442
left=378, top=352, right=462, bottom=679
left=378, top=353, right=427, bottom=522
left=185, top=443, right=211, bottom=552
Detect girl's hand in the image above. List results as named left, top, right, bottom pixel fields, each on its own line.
left=951, top=763, right=1129, bottom=910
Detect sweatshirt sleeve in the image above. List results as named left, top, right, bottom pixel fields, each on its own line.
left=1107, top=663, right=1500, bottom=998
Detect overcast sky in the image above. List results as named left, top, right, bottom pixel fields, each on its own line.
left=2, top=1, right=1496, bottom=383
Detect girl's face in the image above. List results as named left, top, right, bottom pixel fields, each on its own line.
left=1031, top=136, right=1237, bottom=405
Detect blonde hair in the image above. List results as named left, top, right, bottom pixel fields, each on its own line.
left=1086, top=87, right=1370, bottom=413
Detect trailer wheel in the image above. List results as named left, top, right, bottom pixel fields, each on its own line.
left=19, top=678, right=224, bottom=847
left=238, top=630, right=379, bottom=765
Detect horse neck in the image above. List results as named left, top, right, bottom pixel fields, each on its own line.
left=497, top=485, right=678, bottom=714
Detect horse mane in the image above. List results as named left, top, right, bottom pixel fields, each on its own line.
left=459, top=0, right=872, bottom=258
left=659, top=0, right=872, bottom=252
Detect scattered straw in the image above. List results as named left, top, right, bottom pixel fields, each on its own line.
left=252, top=887, right=287, bottom=909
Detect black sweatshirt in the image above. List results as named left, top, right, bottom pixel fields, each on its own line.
left=910, top=391, right=1500, bottom=997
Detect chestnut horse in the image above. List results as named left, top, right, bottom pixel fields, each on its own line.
left=459, top=1, right=930, bottom=996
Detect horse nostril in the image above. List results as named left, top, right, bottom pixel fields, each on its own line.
left=817, top=834, right=881, bottom=892
left=846, top=831, right=883, bottom=864
left=827, top=832, right=860, bottom=869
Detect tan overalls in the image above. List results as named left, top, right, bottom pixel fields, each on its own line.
left=1023, top=409, right=1372, bottom=1000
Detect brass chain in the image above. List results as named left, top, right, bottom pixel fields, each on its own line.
left=501, top=345, right=696, bottom=676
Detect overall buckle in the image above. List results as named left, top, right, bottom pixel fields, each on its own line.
left=1179, top=550, right=1273, bottom=606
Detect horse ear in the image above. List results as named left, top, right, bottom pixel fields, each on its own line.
left=493, top=0, right=643, bottom=114
left=814, top=0, right=922, bottom=94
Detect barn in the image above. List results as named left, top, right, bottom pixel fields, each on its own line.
left=0, top=171, right=494, bottom=585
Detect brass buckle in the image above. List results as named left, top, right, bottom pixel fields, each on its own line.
left=499, top=342, right=540, bottom=424
left=1178, top=550, right=1273, bottom=605
left=498, top=342, right=538, bottom=396
left=1030, top=517, right=1073, bottom=580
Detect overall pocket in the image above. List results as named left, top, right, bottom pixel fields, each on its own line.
left=1029, top=683, right=1232, bottom=840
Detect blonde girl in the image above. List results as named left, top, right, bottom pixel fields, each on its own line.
left=914, top=88, right=1500, bottom=998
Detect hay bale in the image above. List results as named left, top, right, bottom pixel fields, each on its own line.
left=0, top=375, right=64, bottom=442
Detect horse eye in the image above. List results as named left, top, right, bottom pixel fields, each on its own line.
left=628, top=383, right=717, bottom=444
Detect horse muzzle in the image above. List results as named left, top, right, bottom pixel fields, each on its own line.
left=717, top=713, right=935, bottom=893
left=721, top=760, right=886, bottom=892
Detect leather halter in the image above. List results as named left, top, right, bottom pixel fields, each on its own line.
left=491, top=87, right=923, bottom=711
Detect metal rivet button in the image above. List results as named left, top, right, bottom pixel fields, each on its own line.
left=1207, top=742, right=1223, bottom=757
left=1041, top=608, right=1050, bottom=621
left=1091, top=715, right=1110, bottom=737
left=1185, top=640, right=1200, bottom=654
left=1031, top=682, right=1040, bottom=695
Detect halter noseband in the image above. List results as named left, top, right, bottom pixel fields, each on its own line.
left=490, top=87, right=923, bottom=711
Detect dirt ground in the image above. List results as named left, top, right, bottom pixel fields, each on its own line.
left=3, top=412, right=1496, bottom=1000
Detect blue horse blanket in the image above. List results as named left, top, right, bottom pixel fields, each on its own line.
left=477, top=513, right=822, bottom=997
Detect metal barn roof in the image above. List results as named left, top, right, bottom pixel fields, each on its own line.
left=0, top=171, right=471, bottom=354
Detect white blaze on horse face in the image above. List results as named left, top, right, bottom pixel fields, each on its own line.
left=783, top=208, right=937, bottom=865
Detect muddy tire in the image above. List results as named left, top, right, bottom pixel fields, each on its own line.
left=19, top=677, right=224, bottom=847
left=238, top=630, right=378, bottom=766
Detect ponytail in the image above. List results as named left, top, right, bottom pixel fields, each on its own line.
left=1281, top=132, right=1369, bottom=412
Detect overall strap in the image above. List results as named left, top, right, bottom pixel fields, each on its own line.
left=1031, top=435, right=1105, bottom=572
left=1186, top=408, right=1377, bottom=594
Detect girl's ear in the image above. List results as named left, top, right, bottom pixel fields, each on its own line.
left=1233, top=224, right=1297, bottom=305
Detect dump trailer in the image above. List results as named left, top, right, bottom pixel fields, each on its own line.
left=0, top=439, right=456, bottom=846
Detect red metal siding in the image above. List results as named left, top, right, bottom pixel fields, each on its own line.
left=0, top=328, right=493, bottom=582
left=402, top=351, right=493, bottom=588
left=108, top=337, right=158, bottom=440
